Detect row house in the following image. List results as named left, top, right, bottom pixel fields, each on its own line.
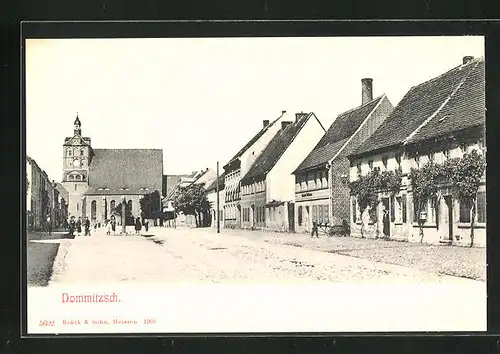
left=26, top=156, right=67, bottom=231
left=206, top=171, right=225, bottom=229
left=347, top=56, right=485, bottom=246
left=240, top=112, right=326, bottom=232
left=293, top=79, right=394, bottom=233
left=222, top=112, right=286, bottom=228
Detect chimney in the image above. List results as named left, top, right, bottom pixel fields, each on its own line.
left=263, top=119, right=270, bottom=128
left=281, top=110, right=287, bottom=116
left=281, top=121, right=292, bottom=130
left=463, top=56, right=474, bottom=65
left=361, top=78, right=373, bottom=105
left=295, top=111, right=307, bottom=122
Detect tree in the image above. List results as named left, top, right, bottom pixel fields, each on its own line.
left=139, top=190, right=162, bottom=220
left=114, top=201, right=133, bottom=225
left=445, top=150, right=486, bottom=247
left=349, top=167, right=401, bottom=239
left=409, top=161, right=444, bottom=243
left=173, top=183, right=212, bottom=227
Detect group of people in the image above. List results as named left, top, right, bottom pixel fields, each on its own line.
left=66, top=214, right=150, bottom=236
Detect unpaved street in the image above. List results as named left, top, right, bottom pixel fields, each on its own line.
left=48, top=227, right=480, bottom=286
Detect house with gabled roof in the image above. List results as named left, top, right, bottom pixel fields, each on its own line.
left=240, top=112, right=326, bottom=232
left=222, top=113, right=286, bottom=228
left=348, top=56, right=485, bottom=246
left=293, top=79, right=394, bottom=234
left=206, top=171, right=226, bottom=229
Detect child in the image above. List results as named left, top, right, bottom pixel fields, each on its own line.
left=106, top=219, right=111, bottom=235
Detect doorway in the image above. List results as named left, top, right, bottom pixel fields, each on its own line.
left=381, top=197, right=390, bottom=238
left=288, top=202, right=295, bottom=232
left=444, top=195, right=453, bottom=241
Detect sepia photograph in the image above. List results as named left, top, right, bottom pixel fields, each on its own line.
left=25, top=35, right=486, bottom=334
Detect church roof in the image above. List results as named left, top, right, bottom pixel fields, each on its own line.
left=84, top=149, right=163, bottom=196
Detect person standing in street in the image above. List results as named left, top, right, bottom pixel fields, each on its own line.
left=144, top=219, right=149, bottom=232
left=76, top=217, right=82, bottom=236
left=69, top=216, right=75, bottom=236
left=84, top=217, right=91, bottom=236
left=111, top=215, right=116, bottom=235
left=135, top=217, right=142, bottom=235
left=311, top=221, right=319, bottom=238
left=46, top=215, right=52, bottom=235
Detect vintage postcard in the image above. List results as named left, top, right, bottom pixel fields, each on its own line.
left=24, top=35, right=486, bottom=334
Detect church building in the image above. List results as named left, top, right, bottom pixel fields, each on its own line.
left=61, top=115, right=163, bottom=224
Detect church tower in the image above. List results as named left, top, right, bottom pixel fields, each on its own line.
left=61, top=114, right=93, bottom=218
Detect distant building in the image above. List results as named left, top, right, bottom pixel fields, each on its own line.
left=206, top=172, right=225, bottom=229
left=60, top=115, right=163, bottom=225
left=26, top=156, right=55, bottom=231
left=223, top=113, right=286, bottom=228
left=293, top=78, right=393, bottom=233
left=240, top=112, right=326, bottom=232
left=348, top=56, right=485, bottom=246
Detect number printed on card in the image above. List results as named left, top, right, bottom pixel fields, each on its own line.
left=144, top=318, right=156, bottom=325
left=39, top=320, right=55, bottom=326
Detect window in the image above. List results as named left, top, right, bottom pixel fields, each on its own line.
left=443, top=148, right=450, bottom=160
left=356, top=163, right=361, bottom=175
left=312, top=205, right=318, bottom=222
left=67, top=150, right=72, bottom=157
left=368, top=160, right=374, bottom=170
left=69, top=175, right=74, bottom=181
left=80, top=149, right=84, bottom=156
left=460, top=144, right=468, bottom=154
left=318, top=205, right=324, bottom=223
left=477, top=191, right=486, bottom=223
left=298, top=206, right=303, bottom=226
left=323, top=205, right=329, bottom=224
left=110, top=200, right=116, bottom=214
left=413, top=199, right=428, bottom=222
left=322, top=171, right=328, bottom=188
left=352, top=198, right=357, bottom=223
left=390, top=196, right=396, bottom=222
left=382, top=156, right=388, bottom=170
left=75, top=175, right=81, bottom=181
left=77, top=203, right=79, bottom=211
left=316, top=172, right=321, bottom=188
left=428, top=151, right=435, bottom=162
left=459, top=200, right=471, bottom=223
left=414, top=154, right=420, bottom=168
left=395, top=153, right=402, bottom=169
left=74, top=184, right=77, bottom=191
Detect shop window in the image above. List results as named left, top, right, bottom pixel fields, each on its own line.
left=298, top=206, right=303, bottom=226
left=477, top=191, right=486, bottom=223
left=312, top=205, right=318, bottom=222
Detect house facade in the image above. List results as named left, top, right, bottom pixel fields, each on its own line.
left=206, top=172, right=225, bottom=229
left=348, top=56, right=485, bottom=246
left=240, top=112, right=326, bottom=232
left=223, top=113, right=285, bottom=229
left=293, top=79, right=394, bottom=233
left=26, top=156, right=54, bottom=231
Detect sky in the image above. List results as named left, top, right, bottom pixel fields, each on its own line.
left=26, top=36, right=484, bottom=181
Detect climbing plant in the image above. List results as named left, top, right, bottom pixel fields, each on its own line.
left=409, top=149, right=486, bottom=246
left=349, top=167, right=402, bottom=238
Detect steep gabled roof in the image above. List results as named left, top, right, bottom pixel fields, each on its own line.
left=241, top=113, right=315, bottom=185
left=224, top=116, right=281, bottom=169
left=351, top=58, right=481, bottom=157
left=405, top=58, right=485, bottom=144
left=206, top=172, right=226, bottom=192
left=54, top=182, right=69, bottom=201
left=294, top=95, right=384, bottom=173
left=85, top=149, right=163, bottom=195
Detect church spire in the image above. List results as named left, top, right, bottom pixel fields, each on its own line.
left=74, top=113, right=81, bottom=136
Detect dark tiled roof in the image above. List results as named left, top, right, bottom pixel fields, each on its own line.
left=225, top=116, right=281, bottom=168
left=294, top=96, right=384, bottom=173
left=85, top=149, right=163, bottom=195
left=406, top=58, right=485, bottom=144
left=241, top=113, right=312, bottom=185
left=206, top=172, right=226, bottom=191
left=352, top=59, right=480, bottom=157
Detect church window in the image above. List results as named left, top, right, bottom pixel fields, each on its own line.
left=67, top=150, right=72, bottom=157
left=80, top=149, right=84, bottom=156
left=69, top=175, right=74, bottom=181
left=75, top=175, right=81, bottom=181
left=91, top=201, right=97, bottom=220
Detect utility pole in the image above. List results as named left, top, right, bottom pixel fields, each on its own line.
left=216, top=161, right=220, bottom=234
